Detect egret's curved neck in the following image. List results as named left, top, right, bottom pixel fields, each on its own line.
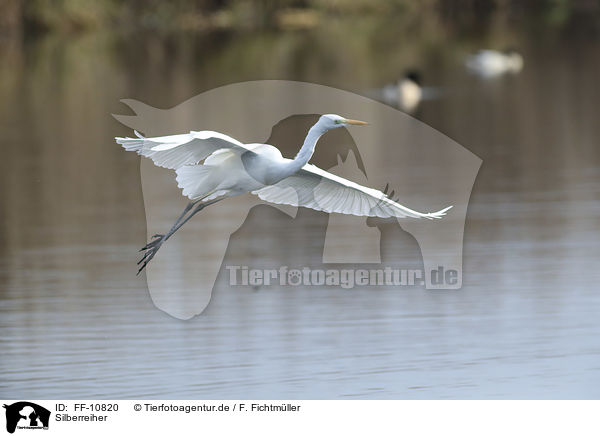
left=284, top=122, right=327, bottom=176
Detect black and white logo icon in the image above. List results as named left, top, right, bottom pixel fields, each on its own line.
left=3, top=402, right=50, bottom=434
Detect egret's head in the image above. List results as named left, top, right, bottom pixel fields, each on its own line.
left=319, top=114, right=368, bottom=131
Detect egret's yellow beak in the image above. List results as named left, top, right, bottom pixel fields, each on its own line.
left=344, top=119, right=369, bottom=126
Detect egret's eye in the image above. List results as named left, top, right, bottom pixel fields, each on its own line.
left=334, top=119, right=343, bottom=124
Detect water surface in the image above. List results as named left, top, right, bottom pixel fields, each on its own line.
left=1, top=21, right=599, bottom=398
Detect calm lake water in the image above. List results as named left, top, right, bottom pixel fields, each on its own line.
left=1, top=18, right=599, bottom=398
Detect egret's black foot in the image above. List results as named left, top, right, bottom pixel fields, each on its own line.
left=137, top=235, right=166, bottom=274
left=140, top=234, right=164, bottom=251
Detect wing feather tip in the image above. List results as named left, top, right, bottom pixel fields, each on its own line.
left=428, top=205, right=453, bottom=219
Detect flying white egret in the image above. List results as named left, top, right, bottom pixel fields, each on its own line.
left=466, top=49, right=524, bottom=77
left=116, top=114, right=452, bottom=273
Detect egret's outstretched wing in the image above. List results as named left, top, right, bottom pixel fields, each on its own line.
left=115, top=130, right=252, bottom=169
left=253, top=164, right=452, bottom=219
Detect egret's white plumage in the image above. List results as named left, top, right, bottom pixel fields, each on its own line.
left=116, top=114, right=452, bottom=272
left=119, top=129, right=247, bottom=169
left=255, top=163, right=450, bottom=219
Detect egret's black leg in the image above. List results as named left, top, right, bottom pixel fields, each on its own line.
left=137, top=197, right=224, bottom=274
left=140, top=201, right=196, bottom=252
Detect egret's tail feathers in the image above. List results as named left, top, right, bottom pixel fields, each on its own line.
left=175, top=165, right=217, bottom=200
left=426, top=205, right=453, bottom=219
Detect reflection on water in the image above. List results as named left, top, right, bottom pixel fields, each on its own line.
left=1, top=19, right=600, bottom=398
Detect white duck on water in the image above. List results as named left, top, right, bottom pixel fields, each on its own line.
left=382, top=71, right=423, bottom=113
left=466, top=49, right=524, bottom=77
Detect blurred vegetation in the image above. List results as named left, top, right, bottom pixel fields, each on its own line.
left=1, top=0, right=599, bottom=110
left=1, top=0, right=599, bottom=39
